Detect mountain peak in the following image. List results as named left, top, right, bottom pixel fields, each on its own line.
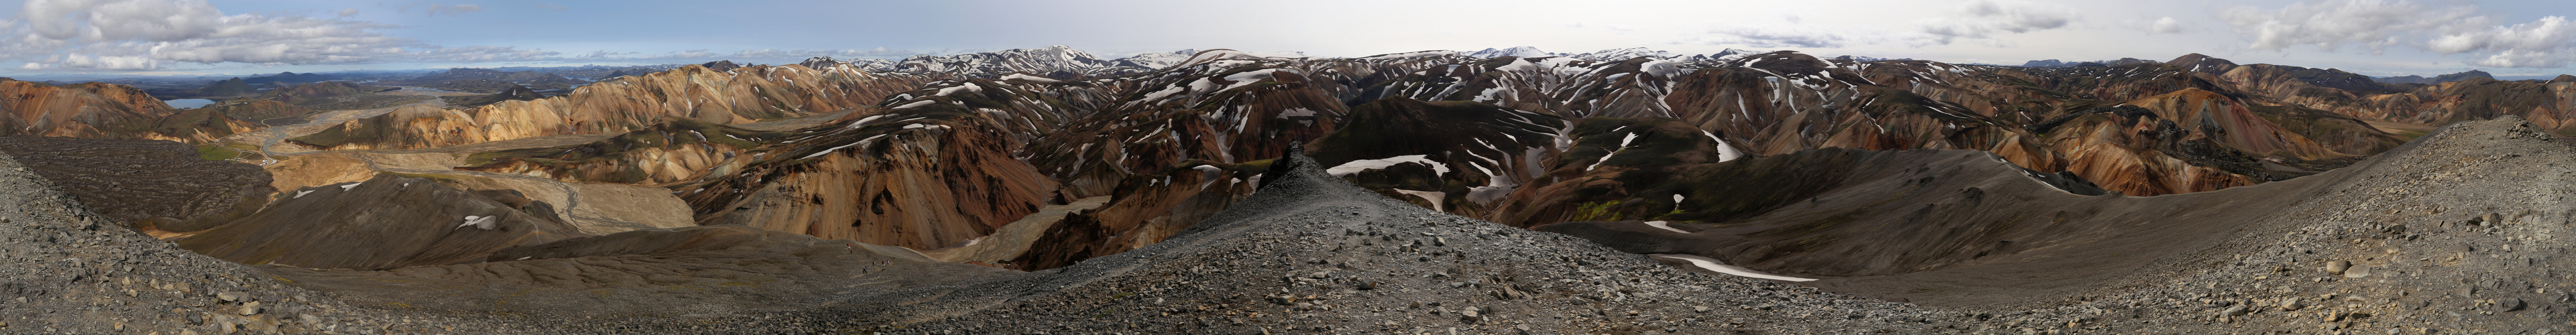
left=1568, top=47, right=1674, bottom=61
left=1466, top=46, right=1556, bottom=58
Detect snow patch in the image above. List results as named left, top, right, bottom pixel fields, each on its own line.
left=1643, top=220, right=1689, bottom=234
left=457, top=215, right=499, bottom=230
left=935, top=82, right=983, bottom=96
left=1138, top=86, right=1186, bottom=102
left=1326, top=155, right=1450, bottom=177
left=843, top=115, right=892, bottom=129
left=338, top=182, right=362, bottom=192
left=999, top=73, right=1061, bottom=83
left=1649, top=254, right=1816, bottom=281
left=889, top=100, right=938, bottom=110
left=292, top=190, right=314, bottom=198
left=1702, top=130, right=1743, bottom=162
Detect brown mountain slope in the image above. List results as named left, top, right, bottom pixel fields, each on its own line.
left=292, top=63, right=925, bottom=149
left=459, top=117, right=790, bottom=185
left=0, top=79, right=261, bottom=143
left=1532, top=116, right=2575, bottom=328
left=176, top=174, right=583, bottom=270
left=677, top=101, right=1056, bottom=250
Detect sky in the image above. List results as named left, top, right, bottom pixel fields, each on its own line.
left=0, top=0, right=2571, bottom=77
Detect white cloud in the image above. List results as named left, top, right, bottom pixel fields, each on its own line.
left=2221, top=0, right=2576, bottom=68
left=2218, top=0, right=2471, bottom=53
left=425, top=3, right=481, bottom=17
left=58, top=54, right=154, bottom=70
left=1694, top=27, right=1847, bottom=48
left=337, top=8, right=359, bottom=17
left=1915, top=0, right=2078, bottom=44
left=2151, top=17, right=2183, bottom=34
left=2430, top=16, right=2576, bottom=68
left=1, top=0, right=547, bottom=70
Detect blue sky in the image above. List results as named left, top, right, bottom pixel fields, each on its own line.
left=2, top=0, right=2572, bottom=77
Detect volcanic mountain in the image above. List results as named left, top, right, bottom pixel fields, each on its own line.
left=0, top=78, right=261, bottom=143
left=290, top=62, right=925, bottom=149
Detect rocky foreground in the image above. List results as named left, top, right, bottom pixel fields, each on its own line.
left=2, top=117, right=2574, bottom=334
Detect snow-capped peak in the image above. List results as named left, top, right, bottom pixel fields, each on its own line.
left=1114, top=50, right=1199, bottom=69
left=895, top=45, right=1118, bottom=78
left=1567, top=48, right=1676, bottom=62
left=1467, top=46, right=1558, bottom=59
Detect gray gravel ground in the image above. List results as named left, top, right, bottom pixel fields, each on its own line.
left=0, top=149, right=523, bottom=334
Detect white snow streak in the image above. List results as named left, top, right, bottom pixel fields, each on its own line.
left=1326, top=155, right=1451, bottom=177
left=458, top=215, right=499, bottom=230
left=1643, top=220, right=1690, bottom=234
left=1650, top=254, right=1817, bottom=281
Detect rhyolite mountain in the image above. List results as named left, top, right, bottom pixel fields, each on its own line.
left=290, top=62, right=927, bottom=150
left=396, top=46, right=2492, bottom=271
left=0, top=78, right=261, bottom=143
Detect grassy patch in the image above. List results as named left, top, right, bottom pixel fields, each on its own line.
left=194, top=145, right=239, bottom=160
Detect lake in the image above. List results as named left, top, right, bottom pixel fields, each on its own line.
left=164, top=98, right=215, bottom=109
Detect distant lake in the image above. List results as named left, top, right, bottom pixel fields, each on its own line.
left=164, top=98, right=215, bottom=109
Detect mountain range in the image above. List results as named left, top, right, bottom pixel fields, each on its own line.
left=0, top=44, right=2573, bottom=333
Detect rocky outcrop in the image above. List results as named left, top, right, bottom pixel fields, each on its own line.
left=294, top=63, right=926, bottom=149
left=460, top=117, right=788, bottom=185
left=0, top=79, right=261, bottom=143
left=176, top=174, right=583, bottom=270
